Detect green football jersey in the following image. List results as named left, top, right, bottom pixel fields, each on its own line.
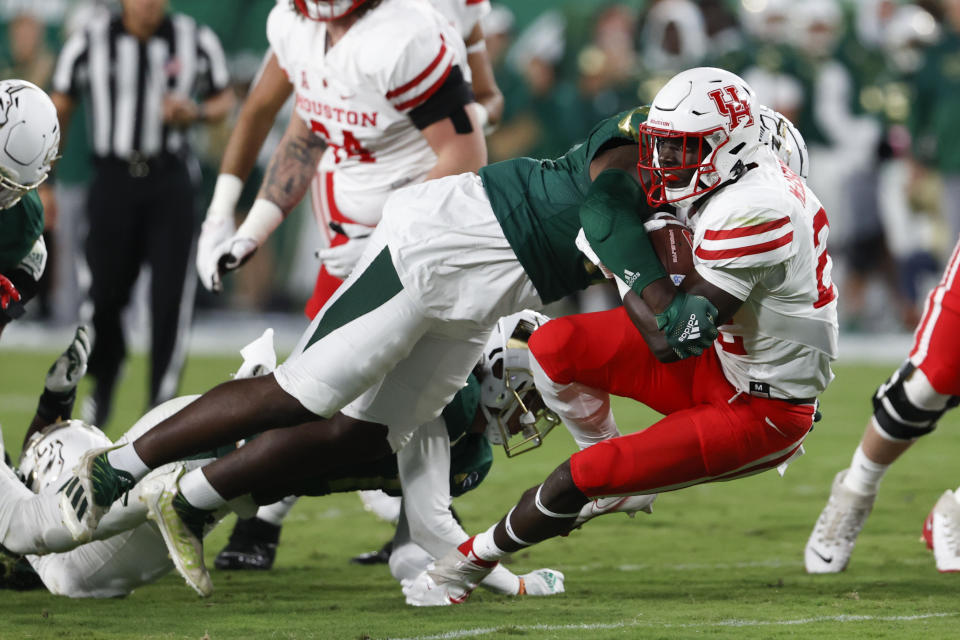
left=0, top=189, right=44, bottom=273
left=480, top=108, right=652, bottom=304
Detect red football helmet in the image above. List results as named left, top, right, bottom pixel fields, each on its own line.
left=293, top=0, right=369, bottom=21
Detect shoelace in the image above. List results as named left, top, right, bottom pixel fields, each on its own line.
left=817, top=495, right=869, bottom=545
left=90, top=454, right=136, bottom=508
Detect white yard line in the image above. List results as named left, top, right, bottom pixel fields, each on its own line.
left=386, top=612, right=957, bottom=640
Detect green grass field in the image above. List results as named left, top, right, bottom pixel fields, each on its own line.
left=1, top=348, right=958, bottom=639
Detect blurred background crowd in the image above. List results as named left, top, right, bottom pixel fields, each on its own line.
left=3, top=0, right=958, bottom=338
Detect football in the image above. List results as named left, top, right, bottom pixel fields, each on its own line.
left=645, top=212, right=695, bottom=287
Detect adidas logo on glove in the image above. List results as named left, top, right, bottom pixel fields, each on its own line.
left=679, top=313, right=700, bottom=342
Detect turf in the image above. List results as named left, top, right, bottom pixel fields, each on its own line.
left=0, top=349, right=958, bottom=639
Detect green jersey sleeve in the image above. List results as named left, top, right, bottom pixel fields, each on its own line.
left=0, top=190, right=44, bottom=273
left=580, top=169, right=665, bottom=296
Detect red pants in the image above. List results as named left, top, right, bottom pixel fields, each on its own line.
left=909, top=236, right=960, bottom=396
left=305, top=244, right=345, bottom=320
left=529, top=307, right=816, bottom=497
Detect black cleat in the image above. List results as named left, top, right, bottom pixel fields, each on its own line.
left=214, top=517, right=280, bottom=571
left=350, top=538, right=393, bottom=565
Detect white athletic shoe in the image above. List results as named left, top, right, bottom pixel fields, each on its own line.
left=141, top=466, right=213, bottom=597
left=518, top=568, right=565, bottom=596
left=572, top=494, right=656, bottom=529
left=402, top=542, right=498, bottom=606
left=805, top=469, right=876, bottom=574
left=922, top=490, right=960, bottom=573
left=57, top=446, right=122, bottom=543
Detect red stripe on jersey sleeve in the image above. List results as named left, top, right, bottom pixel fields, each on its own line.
left=385, top=36, right=448, bottom=100
left=695, top=232, right=794, bottom=261
left=393, top=61, right=453, bottom=111
left=702, top=216, right=790, bottom=241
left=466, top=0, right=487, bottom=4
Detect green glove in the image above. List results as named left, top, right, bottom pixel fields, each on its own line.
left=655, top=291, right=719, bottom=359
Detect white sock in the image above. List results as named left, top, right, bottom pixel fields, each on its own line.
left=471, top=523, right=509, bottom=562
left=256, top=495, right=297, bottom=526
left=480, top=564, right=522, bottom=595
left=178, top=469, right=227, bottom=510
left=842, top=445, right=889, bottom=495
left=106, top=444, right=151, bottom=482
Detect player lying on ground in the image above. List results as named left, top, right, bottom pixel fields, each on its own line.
left=0, top=325, right=566, bottom=597
left=805, top=233, right=960, bottom=575
left=401, top=66, right=840, bottom=605
left=0, top=80, right=60, bottom=340
left=54, top=65, right=730, bottom=599
left=216, top=311, right=657, bottom=574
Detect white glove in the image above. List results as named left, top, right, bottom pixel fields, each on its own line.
left=197, top=216, right=235, bottom=292
left=210, top=235, right=260, bottom=290
left=46, top=325, right=92, bottom=394
left=233, top=328, right=277, bottom=379
left=518, top=568, right=565, bottom=596
left=206, top=198, right=284, bottom=292
left=198, top=174, right=245, bottom=293
left=315, top=222, right=373, bottom=279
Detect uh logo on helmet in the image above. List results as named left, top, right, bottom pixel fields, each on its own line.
left=293, top=0, right=371, bottom=21
left=0, top=79, right=60, bottom=210
left=638, top=67, right=761, bottom=207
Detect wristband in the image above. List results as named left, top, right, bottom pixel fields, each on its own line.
left=235, top=198, right=284, bottom=244
left=35, top=387, right=76, bottom=425
left=466, top=39, right=487, bottom=55
left=207, top=174, right=244, bottom=222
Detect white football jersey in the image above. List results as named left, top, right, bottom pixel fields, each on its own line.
left=268, top=0, right=469, bottom=228
left=428, top=0, right=491, bottom=39
left=684, top=148, right=839, bottom=400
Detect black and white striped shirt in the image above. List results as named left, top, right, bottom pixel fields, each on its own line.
left=51, top=9, right=230, bottom=161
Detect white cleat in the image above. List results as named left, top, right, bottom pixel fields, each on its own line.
left=141, top=466, right=213, bottom=597
left=572, top=494, right=656, bottom=529
left=805, top=469, right=876, bottom=574
left=922, top=490, right=960, bottom=573
left=57, top=446, right=118, bottom=543
left=518, top=568, right=565, bottom=596
left=401, top=544, right=497, bottom=606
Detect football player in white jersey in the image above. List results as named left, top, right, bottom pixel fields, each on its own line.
left=196, top=0, right=495, bottom=316
left=196, top=0, right=496, bottom=569
left=401, top=67, right=840, bottom=606
left=0, top=322, right=566, bottom=598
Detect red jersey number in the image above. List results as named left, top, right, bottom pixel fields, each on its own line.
left=310, top=120, right=375, bottom=164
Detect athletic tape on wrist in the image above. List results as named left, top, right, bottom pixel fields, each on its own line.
left=466, top=39, right=487, bottom=54
left=504, top=506, right=532, bottom=547
left=535, top=485, right=580, bottom=519
left=235, top=199, right=284, bottom=245
left=207, top=174, right=244, bottom=222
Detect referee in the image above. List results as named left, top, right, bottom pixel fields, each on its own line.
left=49, top=0, right=234, bottom=425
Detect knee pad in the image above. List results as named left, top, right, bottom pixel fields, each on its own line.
left=872, top=362, right=960, bottom=441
